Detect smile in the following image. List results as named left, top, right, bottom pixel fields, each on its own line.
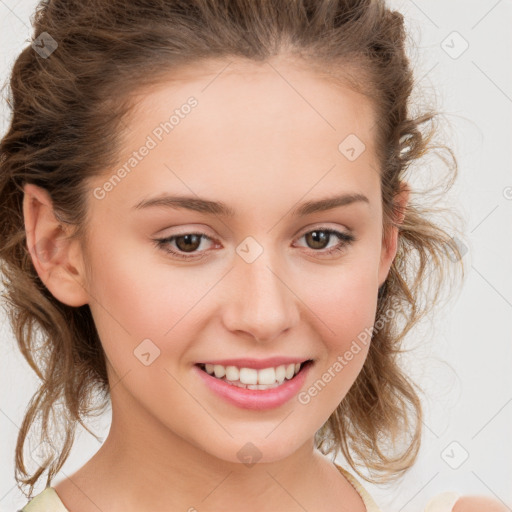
left=194, top=360, right=314, bottom=410
left=197, top=361, right=310, bottom=389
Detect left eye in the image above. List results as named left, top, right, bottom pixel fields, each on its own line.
left=153, top=227, right=356, bottom=261
left=294, top=228, right=356, bottom=256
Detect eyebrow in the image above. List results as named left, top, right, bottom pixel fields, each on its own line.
left=132, top=192, right=369, bottom=217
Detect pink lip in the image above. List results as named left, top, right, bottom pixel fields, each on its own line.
left=194, top=361, right=313, bottom=411
left=196, top=356, right=310, bottom=370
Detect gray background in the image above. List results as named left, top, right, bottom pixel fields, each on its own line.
left=1, top=1, right=511, bottom=511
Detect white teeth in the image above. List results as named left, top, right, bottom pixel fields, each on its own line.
left=257, top=367, right=276, bottom=385
left=239, top=367, right=258, bottom=385
left=225, top=365, right=239, bottom=381
left=285, top=363, right=295, bottom=380
left=275, top=365, right=286, bottom=383
left=213, top=365, right=226, bottom=378
left=201, top=361, right=306, bottom=386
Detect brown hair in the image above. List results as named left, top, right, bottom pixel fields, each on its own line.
left=0, top=0, right=465, bottom=498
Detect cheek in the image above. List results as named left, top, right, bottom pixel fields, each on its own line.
left=306, top=259, right=379, bottom=346
left=85, top=231, right=202, bottom=330
left=83, top=235, right=194, bottom=369
left=300, top=259, right=378, bottom=406
left=83, top=232, right=235, bottom=388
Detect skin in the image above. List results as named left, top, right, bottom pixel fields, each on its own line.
left=454, top=497, right=510, bottom=512
left=22, top=55, right=494, bottom=512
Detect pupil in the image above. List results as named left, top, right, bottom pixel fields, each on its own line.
left=176, top=234, right=201, bottom=252
left=307, top=230, right=329, bottom=249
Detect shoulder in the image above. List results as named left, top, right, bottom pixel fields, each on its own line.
left=426, top=492, right=509, bottom=512
left=453, top=495, right=509, bottom=512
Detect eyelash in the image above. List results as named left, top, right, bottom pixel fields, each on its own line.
left=153, top=227, right=356, bottom=261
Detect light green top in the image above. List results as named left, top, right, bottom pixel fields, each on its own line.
left=19, top=463, right=460, bottom=512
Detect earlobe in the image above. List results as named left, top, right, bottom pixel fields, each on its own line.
left=22, top=183, right=90, bottom=307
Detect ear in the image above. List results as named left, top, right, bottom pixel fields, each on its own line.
left=22, top=183, right=89, bottom=307
left=377, top=181, right=410, bottom=287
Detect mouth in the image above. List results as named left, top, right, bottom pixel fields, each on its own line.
left=195, top=359, right=314, bottom=390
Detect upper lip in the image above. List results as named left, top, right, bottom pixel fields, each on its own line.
left=196, top=357, right=312, bottom=370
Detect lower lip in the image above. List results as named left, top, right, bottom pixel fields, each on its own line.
left=194, top=362, right=313, bottom=411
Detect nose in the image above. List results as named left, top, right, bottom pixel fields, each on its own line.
left=221, top=251, right=300, bottom=343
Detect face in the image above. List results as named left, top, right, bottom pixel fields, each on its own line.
left=43, top=57, right=403, bottom=465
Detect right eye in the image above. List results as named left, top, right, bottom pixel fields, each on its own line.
left=153, top=232, right=216, bottom=260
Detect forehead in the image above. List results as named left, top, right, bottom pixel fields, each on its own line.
left=90, top=57, right=380, bottom=216
left=131, top=56, right=377, bottom=144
